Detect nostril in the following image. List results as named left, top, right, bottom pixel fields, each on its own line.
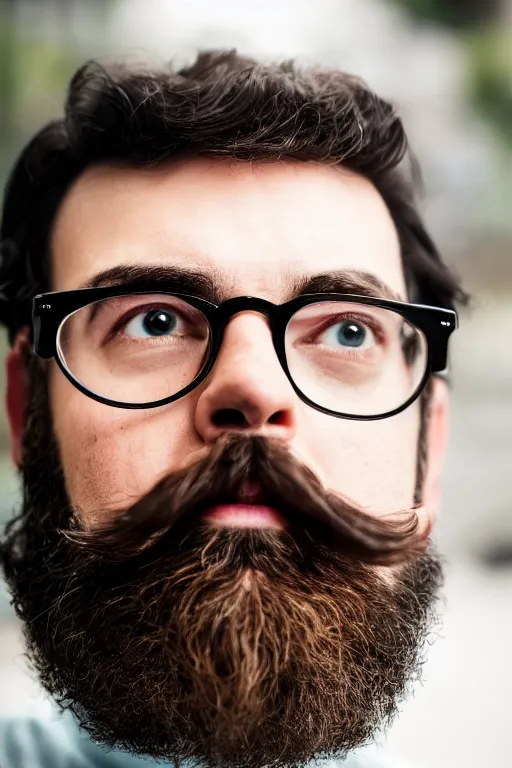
left=212, top=408, right=248, bottom=428
left=268, top=410, right=288, bottom=425
left=211, top=408, right=290, bottom=429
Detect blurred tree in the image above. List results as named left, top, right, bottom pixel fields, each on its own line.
left=395, top=0, right=502, bottom=29
left=468, top=27, right=512, bottom=147
left=0, top=0, right=17, bottom=154
left=395, top=0, right=512, bottom=144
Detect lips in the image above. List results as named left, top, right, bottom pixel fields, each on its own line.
left=201, top=481, right=287, bottom=529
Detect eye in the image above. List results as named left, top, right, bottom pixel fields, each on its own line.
left=321, top=319, right=375, bottom=350
left=124, top=309, right=180, bottom=339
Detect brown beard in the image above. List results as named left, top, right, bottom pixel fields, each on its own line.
left=1, top=363, right=443, bottom=768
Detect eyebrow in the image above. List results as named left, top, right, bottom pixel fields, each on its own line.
left=81, top=264, right=222, bottom=303
left=80, top=264, right=403, bottom=303
left=293, top=270, right=403, bottom=303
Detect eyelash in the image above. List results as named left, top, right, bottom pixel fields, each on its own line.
left=302, top=312, right=386, bottom=347
left=105, top=303, right=187, bottom=342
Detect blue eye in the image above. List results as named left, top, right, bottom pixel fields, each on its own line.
left=337, top=321, right=366, bottom=347
left=125, top=309, right=178, bottom=338
left=322, top=320, right=374, bottom=350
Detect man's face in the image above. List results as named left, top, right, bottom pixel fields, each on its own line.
left=5, top=157, right=445, bottom=768
left=50, top=157, right=422, bottom=525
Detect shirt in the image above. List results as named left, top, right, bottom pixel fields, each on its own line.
left=0, top=708, right=410, bottom=768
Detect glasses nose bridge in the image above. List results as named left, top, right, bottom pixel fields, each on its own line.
left=210, top=294, right=282, bottom=365
left=216, top=295, right=277, bottom=326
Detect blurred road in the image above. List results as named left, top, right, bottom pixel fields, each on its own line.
left=0, top=291, right=511, bottom=768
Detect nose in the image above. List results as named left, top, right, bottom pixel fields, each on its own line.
left=194, top=312, right=299, bottom=444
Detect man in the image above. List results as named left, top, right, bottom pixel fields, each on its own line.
left=0, top=50, right=466, bottom=768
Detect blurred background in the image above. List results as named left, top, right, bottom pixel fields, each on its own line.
left=0, top=1, right=511, bottom=766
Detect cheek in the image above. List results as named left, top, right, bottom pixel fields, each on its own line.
left=300, top=404, right=421, bottom=512
left=49, top=366, right=197, bottom=522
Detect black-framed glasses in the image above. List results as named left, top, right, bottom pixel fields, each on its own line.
left=32, top=282, right=458, bottom=421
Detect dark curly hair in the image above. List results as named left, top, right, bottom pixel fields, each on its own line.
left=0, top=49, right=467, bottom=344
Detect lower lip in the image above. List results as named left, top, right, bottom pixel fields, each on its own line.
left=202, top=504, right=286, bottom=529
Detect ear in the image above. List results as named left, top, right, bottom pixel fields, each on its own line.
left=422, top=376, right=449, bottom=524
left=6, top=327, right=31, bottom=468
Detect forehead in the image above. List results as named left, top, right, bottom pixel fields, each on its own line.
left=50, top=157, right=406, bottom=299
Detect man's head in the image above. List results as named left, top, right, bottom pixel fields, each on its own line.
left=0, top=51, right=466, bottom=768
